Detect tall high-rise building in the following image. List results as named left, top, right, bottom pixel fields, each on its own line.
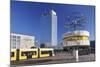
left=51, top=10, right=57, bottom=46
left=40, top=10, right=57, bottom=47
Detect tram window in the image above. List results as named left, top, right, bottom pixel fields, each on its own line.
left=21, top=52, right=27, bottom=56
left=28, top=52, right=33, bottom=55
left=11, top=52, right=14, bottom=57
left=21, top=51, right=37, bottom=56
left=41, top=51, right=52, bottom=54
left=32, top=51, right=36, bottom=55
left=28, top=51, right=36, bottom=55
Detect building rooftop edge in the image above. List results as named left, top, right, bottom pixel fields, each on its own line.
left=10, top=33, right=35, bottom=37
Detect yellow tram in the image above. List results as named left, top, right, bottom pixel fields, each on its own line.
left=10, top=48, right=55, bottom=61
left=19, top=49, right=38, bottom=60
left=11, top=49, right=17, bottom=61
left=39, top=48, right=55, bottom=58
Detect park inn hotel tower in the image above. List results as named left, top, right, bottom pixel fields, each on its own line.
left=40, top=10, right=57, bottom=47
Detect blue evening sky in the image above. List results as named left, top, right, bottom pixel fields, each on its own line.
left=11, top=1, right=95, bottom=44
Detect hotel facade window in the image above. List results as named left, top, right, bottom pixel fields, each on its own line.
left=11, top=35, right=21, bottom=49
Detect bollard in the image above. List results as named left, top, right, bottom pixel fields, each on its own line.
left=73, top=49, right=79, bottom=62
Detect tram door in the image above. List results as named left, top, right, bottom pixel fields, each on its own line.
left=27, top=52, right=32, bottom=59
left=16, top=49, right=20, bottom=61
left=49, top=51, right=52, bottom=56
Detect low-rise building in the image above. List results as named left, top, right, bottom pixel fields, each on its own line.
left=63, top=30, right=90, bottom=48
left=10, top=33, right=35, bottom=49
